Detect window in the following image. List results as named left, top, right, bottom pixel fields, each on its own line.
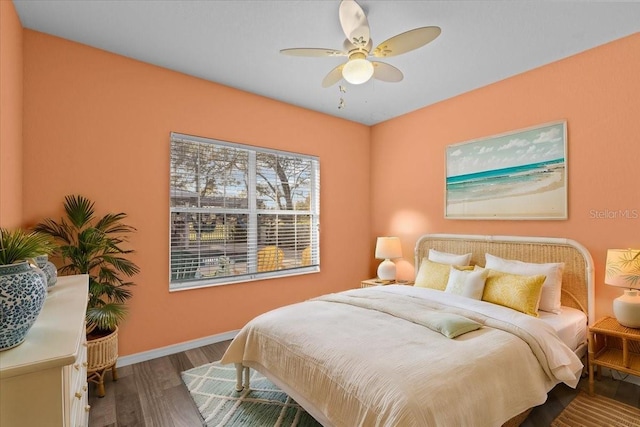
left=170, top=132, right=320, bottom=290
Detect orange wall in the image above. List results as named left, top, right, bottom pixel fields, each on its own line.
left=21, top=30, right=371, bottom=356
left=0, top=0, right=23, bottom=228
left=371, top=32, right=640, bottom=321
left=11, top=9, right=639, bottom=356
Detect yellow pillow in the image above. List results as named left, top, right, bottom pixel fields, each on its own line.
left=414, top=259, right=473, bottom=291
left=481, top=269, right=546, bottom=317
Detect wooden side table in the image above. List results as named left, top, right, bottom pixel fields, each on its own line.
left=588, top=316, right=640, bottom=396
left=361, top=278, right=414, bottom=288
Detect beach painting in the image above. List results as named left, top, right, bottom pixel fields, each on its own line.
left=445, top=121, right=567, bottom=219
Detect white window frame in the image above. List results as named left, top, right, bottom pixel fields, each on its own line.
left=170, top=132, right=320, bottom=291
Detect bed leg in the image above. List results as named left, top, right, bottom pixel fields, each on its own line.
left=234, top=363, right=244, bottom=392
left=243, top=366, right=250, bottom=390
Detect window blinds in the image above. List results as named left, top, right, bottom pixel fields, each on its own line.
left=170, top=132, right=320, bottom=290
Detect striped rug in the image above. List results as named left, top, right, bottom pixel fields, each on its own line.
left=551, top=392, right=640, bottom=427
left=181, top=361, right=321, bottom=427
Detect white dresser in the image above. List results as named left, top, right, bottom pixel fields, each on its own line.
left=0, top=274, right=90, bottom=427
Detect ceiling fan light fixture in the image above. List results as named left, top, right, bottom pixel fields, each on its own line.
left=342, top=58, right=374, bottom=85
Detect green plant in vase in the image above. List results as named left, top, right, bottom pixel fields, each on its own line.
left=35, top=195, right=140, bottom=336
left=0, top=228, right=53, bottom=265
left=35, top=195, right=140, bottom=396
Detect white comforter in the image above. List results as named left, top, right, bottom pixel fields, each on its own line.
left=221, top=285, right=583, bottom=427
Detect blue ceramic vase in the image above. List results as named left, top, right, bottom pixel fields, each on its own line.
left=0, top=261, right=48, bottom=351
left=35, top=254, right=58, bottom=288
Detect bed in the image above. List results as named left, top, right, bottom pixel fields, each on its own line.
left=221, top=234, right=595, bottom=426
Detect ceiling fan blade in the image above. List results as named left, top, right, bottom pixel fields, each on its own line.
left=322, top=64, right=345, bottom=88
left=280, top=48, right=346, bottom=57
left=373, top=26, right=441, bottom=58
left=372, top=62, right=403, bottom=82
left=339, top=0, right=370, bottom=48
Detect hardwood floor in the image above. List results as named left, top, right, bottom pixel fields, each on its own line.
left=89, top=340, right=640, bottom=427
left=89, top=341, right=230, bottom=427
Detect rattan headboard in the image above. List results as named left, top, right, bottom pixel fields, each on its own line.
left=415, top=234, right=595, bottom=324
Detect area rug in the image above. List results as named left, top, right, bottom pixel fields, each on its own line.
left=551, top=392, right=640, bottom=427
left=181, top=361, right=321, bottom=427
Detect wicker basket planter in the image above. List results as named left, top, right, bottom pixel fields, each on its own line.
left=87, top=327, right=118, bottom=397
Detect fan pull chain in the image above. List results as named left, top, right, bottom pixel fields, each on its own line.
left=338, top=85, right=347, bottom=110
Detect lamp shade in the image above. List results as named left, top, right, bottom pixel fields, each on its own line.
left=375, top=237, right=402, bottom=260
left=605, top=249, right=640, bottom=289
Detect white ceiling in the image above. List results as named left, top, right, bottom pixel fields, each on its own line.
left=13, top=1, right=640, bottom=126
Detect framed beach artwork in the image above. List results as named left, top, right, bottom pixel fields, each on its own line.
left=445, top=121, right=567, bottom=220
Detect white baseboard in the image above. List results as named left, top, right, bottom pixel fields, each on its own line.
left=117, top=329, right=239, bottom=367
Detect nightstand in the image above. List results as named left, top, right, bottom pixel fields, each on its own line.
left=361, top=278, right=414, bottom=288
left=588, top=316, right=640, bottom=396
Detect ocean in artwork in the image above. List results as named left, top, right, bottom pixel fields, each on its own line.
left=446, top=158, right=565, bottom=203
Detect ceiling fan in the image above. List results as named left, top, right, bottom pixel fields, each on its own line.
left=280, top=0, right=441, bottom=87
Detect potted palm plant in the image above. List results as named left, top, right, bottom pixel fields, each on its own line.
left=0, top=228, right=54, bottom=350
left=35, top=195, right=139, bottom=396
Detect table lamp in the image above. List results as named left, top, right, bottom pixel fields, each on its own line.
left=605, top=248, right=640, bottom=328
left=375, top=237, right=402, bottom=281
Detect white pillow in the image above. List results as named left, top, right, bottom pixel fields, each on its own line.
left=445, top=266, right=488, bottom=300
left=429, top=249, right=472, bottom=266
left=484, top=253, right=564, bottom=314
